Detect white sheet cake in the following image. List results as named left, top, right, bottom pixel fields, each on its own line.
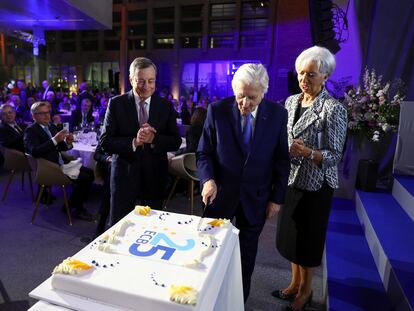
left=50, top=209, right=236, bottom=311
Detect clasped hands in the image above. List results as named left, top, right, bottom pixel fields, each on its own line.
left=290, top=138, right=310, bottom=158
left=134, top=123, right=157, bottom=147
left=53, top=129, right=74, bottom=145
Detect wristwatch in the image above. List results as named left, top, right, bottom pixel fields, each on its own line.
left=308, top=149, right=315, bottom=161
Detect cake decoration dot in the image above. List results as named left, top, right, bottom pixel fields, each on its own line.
left=150, top=272, right=166, bottom=288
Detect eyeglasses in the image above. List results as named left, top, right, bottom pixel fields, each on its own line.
left=34, top=111, right=51, bottom=116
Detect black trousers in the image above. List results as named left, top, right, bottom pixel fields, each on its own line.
left=204, top=203, right=264, bottom=302
left=109, top=159, right=166, bottom=226
left=68, top=166, right=94, bottom=212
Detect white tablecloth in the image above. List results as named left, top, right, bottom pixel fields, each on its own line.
left=67, top=143, right=96, bottom=169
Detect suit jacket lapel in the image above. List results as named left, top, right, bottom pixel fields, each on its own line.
left=251, top=99, right=267, bottom=151
left=148, top=95, right=160, bottom=127
left=230, top=100, right=244, bottom=151
left=292, top=89, right=327, bottom=138
left=127, top=90, right=139, bottom=129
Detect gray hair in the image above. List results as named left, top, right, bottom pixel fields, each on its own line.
left=30, top=101, right=50, bottom=114
left=232, top=63, right=269, bottom=94
left=129, top=57, right=157, bottom=78
left=295, top=46, right=336, bottom=77
left=0, top=103, right=14, bottom=117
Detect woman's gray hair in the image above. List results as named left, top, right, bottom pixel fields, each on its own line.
left=295, top=46, right=336, bottom=77
left=232, top=63, right=269, bottom=94
left=129, top=57, right=157, bottom=78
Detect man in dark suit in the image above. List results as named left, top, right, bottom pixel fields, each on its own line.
left=70, top=98, right=94, bottom=130
left=41, top=80, right=54, bottom=100
left=24, top=101, right=94, bottom=221
left=100, top=57, right=181, bottom=226
left=197, top=63, right=290, bottom=301
left=77, top=82, right=96, bottom=110
left=0, top=104, right=26, bottom=151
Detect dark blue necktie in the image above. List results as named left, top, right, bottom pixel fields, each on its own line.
left=43, top=125, right=52, bottom=138
left=242, top=113, right=252, bottom=150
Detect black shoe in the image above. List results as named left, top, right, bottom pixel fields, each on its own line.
left=272, top=289, right=297, bottom=301
left=75, top=210, right=95, bottom=222
left=285, top=291, right=312, bottom=311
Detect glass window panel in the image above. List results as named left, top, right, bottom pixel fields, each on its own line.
left=61, top=31, right=76, bottom=40
left=154, top=22, right=174, bottom=35
left=209, top=36, right=233, bottom=48
left=128, top=25, right=147, bottom=36
left=210, top=20, right=235, bottom=34
left=128, top=39, right=146, bottom=50
left=62, top=41, right=76, bottom=52
left=113, top=11, right=121, bottom=23
left=181, top=21, right=202, bottom=33
left=240, top=34, right=267, bottom=47
left=104, top=40, right=120, bottom=51
left=81, top=30, right=98, bottom=39
left=242, top=1, right=270, bottom=16
left=240, top=18, right=268, bottom=32
left=128, top=9, right=147, bottom=21
left=154, top=7, right=174, bottom=19
left=154, top=38, right=174, bottom=49
left=82, top=40, right=98, bottom=51
left=181, top=5, right=203, bottom=18
left=181, top=37, right=201, bottom=48
left=210, top=3, right=236, bottom=17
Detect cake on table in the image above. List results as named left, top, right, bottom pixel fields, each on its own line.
left=49, top=206, right=239, bottom=311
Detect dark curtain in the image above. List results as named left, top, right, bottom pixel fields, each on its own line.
left=354, top=0, right=414, bottom=100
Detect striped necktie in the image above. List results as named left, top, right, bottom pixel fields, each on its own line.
left=138, top=101, right=148, bottom=126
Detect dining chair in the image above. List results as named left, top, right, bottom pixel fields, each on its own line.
left=164, top=153, right=200, bottom=215
left=26, top=154, right=74, bottom=225
left=0, top=146, right=34, bottom=202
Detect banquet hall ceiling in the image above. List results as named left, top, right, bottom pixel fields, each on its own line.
left=0, top=0, right=112, bottom=31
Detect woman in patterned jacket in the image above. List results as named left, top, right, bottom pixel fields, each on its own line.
left=273, top=46, right=347, bottom=311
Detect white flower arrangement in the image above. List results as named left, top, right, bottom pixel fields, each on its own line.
left=344, top=68, right=405, bottom=142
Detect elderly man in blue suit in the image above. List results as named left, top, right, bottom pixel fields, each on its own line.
left=197, top=63, right=290, bottom=301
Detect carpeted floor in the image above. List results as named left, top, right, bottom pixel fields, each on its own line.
left=0, top=171, right=325, bottom=311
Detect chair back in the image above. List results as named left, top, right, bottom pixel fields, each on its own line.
left=0, top=146, right=31, bottom=172
left=169, top=153, right=199, bottom=181
left=25, top=154, right=72, bottom=186
left=177, top=124, right=190, bottom=137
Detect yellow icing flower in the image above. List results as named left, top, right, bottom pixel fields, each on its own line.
left=208, top=218, right=230, bottom=227
left=169, top=285, right=197, bottom=305
left=52, top=257, right=94, bottom=275
left=134, top=205, right=151, bottom=216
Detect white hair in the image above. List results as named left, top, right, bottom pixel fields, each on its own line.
left=232, top=63, right=269, bottom=94
left=295, top=46, right=336, bottom=77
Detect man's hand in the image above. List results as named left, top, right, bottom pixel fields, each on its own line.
left=137, top=123, right=157, bottom=144
left=65, top=132, right=74, bottom=145
left=266, top=202, right=281, bottom=219
left=53, top=129, right=69, bottom=143
left=201, top=179, right=217, bottom=206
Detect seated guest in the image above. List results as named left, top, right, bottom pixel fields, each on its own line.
left=24, top=101, right=95, bottom=221
left=98, top=97, right=109, bottom=124
left=70, top=98, right=94, bottom=130
left=176, top=107, right=207, bottom=155
left=58, top=95, right=72, bottom=111
left=0, top=104, right=26, bottom=152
